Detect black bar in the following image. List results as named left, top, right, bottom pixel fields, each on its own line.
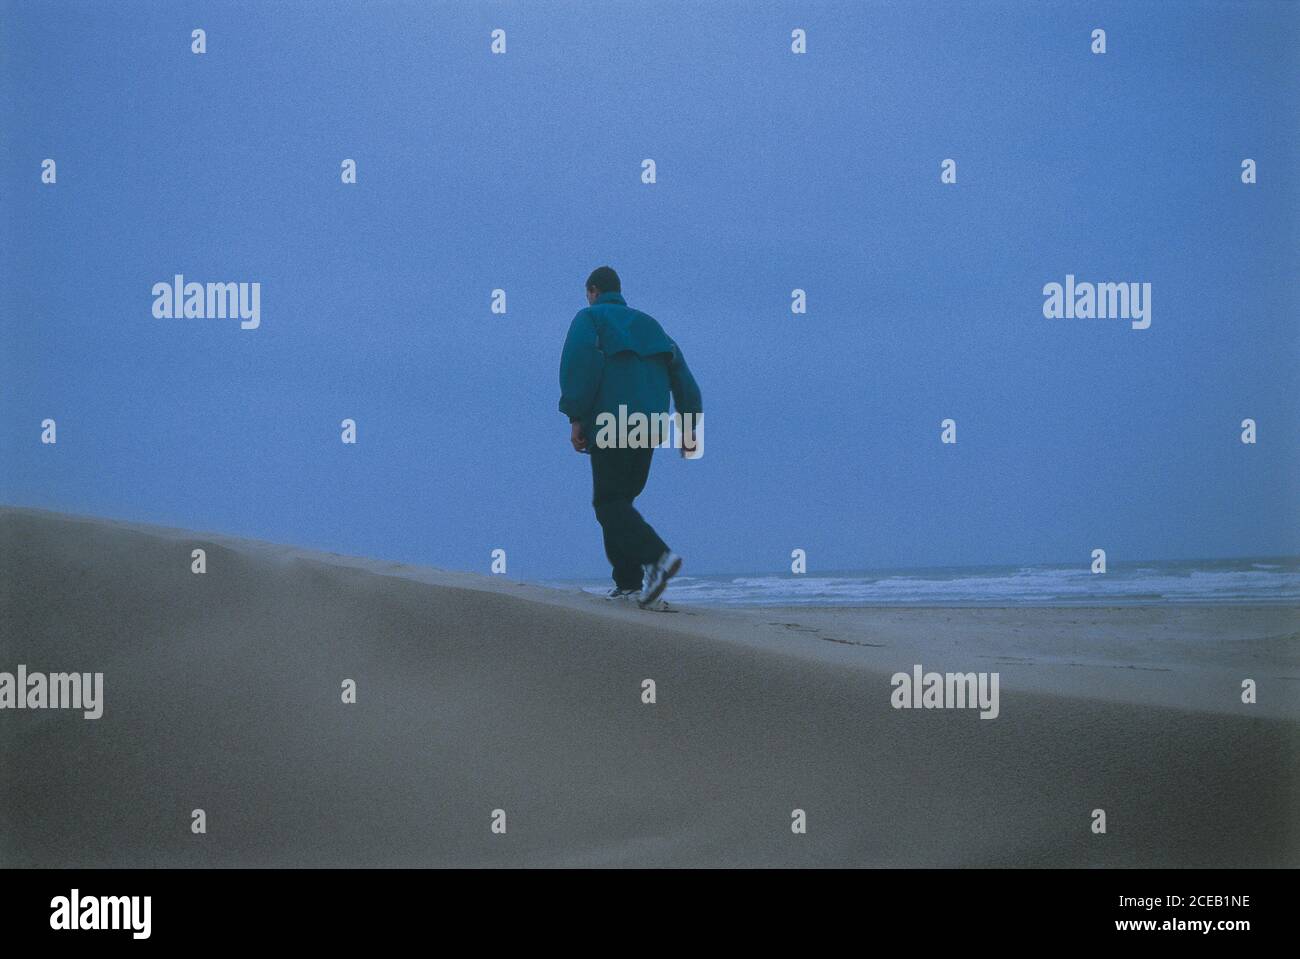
left=0, top=868, right=1283, bottom=945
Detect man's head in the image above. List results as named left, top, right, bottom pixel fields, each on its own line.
left=585, top=266, right=621, bottom=305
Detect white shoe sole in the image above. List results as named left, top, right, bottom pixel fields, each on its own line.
left=638, top=554, right=682, bottom=607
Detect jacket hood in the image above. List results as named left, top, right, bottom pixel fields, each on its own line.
left=587, top=292, right=676, bottom=359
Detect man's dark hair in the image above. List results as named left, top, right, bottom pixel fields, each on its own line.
left=585, top=266, right=621, bottom=294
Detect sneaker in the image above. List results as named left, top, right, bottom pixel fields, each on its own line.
left=605, top=587, right=639, bottom=601
left=638, top=551, right=682, bottom=608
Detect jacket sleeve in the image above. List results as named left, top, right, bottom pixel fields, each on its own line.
left=558, top=311, right=604, bottom=422
left=668, top=343, right=702, bottom=415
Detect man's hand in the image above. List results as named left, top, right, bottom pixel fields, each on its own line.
left=679, top=420, right=700, bottom=458
left=570, top=421, right=587, bottom=452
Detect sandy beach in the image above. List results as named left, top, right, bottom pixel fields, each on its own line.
left=1, top=506, right=1296, bottom=867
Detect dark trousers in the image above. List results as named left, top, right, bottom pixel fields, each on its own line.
left=590, top=446, right=669, bottom=591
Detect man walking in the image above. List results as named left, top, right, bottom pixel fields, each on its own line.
left=559, top=266, right=702, bottom=608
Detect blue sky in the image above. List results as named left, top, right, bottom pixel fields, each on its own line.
left=3, top=1, right=1297, bottom=580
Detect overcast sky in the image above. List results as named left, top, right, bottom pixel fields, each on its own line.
left=3, top=1, right=1297, bottom=579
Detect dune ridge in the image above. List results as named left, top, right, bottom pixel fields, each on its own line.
left=1, top=506, right=1295, bottom=867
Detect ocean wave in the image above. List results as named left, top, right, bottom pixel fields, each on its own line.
left=569, top=560, right=1300, bottom=607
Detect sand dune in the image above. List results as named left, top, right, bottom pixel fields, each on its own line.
left=1, top=506, right=1296, bottom=867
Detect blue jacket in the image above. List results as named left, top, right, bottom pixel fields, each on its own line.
left=559, top=292, right=702, bottom=452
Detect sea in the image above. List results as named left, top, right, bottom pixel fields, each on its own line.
left=561, top=557, right=1300, bottom=607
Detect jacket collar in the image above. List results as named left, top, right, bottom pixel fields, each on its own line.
left=595, top=291, right=626, bottom=306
